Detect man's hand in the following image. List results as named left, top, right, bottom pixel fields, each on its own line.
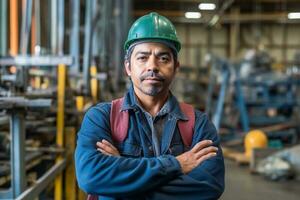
left=176, top=140, right=218, bottom=174
left=96, top=139, right=120, bottom=156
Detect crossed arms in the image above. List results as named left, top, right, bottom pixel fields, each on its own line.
left=75, top=105, right=225, bottom=199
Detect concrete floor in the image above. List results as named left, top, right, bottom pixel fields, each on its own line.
left=221, top=159, right=300, bottom=200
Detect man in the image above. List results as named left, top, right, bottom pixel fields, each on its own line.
left=75, top=12, right=225, bottom=200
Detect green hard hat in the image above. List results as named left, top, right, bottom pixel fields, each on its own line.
left=124, top=12, right=181, bottom=52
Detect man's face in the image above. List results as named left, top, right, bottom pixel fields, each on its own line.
left=125, top=42, right=179, bottom=97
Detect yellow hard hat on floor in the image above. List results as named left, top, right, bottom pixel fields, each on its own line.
left=244, top=129, right=268, bottom=158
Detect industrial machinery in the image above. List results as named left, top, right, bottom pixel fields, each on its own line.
left=205, top=52, right=299, bottom=147
left=0, top=0, right=132, bottom=199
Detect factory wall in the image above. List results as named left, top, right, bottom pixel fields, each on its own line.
left=175, top=23, right=300, bottom=68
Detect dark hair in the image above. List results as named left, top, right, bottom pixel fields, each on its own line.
left=124, top=44, right=178, bottom=63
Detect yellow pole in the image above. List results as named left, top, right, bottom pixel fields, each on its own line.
left=65, top=127, right=76, bottom=200
left=55, top=64, right=66, bottom=200
left=76, top=96, right=84, bottom=111
left=75, top=95, right=86, bottom=200
left=90, top=65, right=98, bottom=103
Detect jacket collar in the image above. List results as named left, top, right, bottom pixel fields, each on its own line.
left=121, top=84, right=189, bottom=121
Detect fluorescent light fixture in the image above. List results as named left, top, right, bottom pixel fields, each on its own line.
left=288, top=12, right=300, bottom=19
left=199, top=3, right=216, bottom=10
left=185, top=12, right=201, bottom=19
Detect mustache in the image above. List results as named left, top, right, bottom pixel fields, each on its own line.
left=140, top=71, right=165, bottom=81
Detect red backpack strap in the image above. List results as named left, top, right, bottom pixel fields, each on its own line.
left=86, top=194, right=98, bottom=200
left=110, top=97, right=129, bottom=143
left=178, top=103, right=195, bottom=147
left=110, top=98, right=195, bottom=147
left=87, top=100, right=128, bottom=200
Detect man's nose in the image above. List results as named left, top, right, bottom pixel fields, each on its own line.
left=146, top=56, right=159, bottom=72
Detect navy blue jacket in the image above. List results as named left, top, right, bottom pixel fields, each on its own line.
left=75, top=87, right=225, bottom=200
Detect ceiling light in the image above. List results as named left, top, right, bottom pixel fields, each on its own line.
left=288, top=12, right=300, bottom=19
left=185, top=12, right=201, bottom=19
left=199, top=3, right=216, bottom=10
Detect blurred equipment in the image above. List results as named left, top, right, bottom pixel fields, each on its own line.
left=257, top=145, right=300, bottom=181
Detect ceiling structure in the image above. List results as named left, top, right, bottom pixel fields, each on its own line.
left=133, top=0, right=300, bottom=24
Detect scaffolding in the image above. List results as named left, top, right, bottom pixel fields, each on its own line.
left=0, top=0, right=132, bottom=199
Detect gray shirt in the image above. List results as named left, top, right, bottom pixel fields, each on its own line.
left=135, top=97, right=172, bottom=156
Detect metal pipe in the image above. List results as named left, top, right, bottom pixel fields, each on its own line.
left=10, top=112, right=26, bottom=198
left=92, top=1, right=100, bottom=59
left=51, top=0, right=58, bottom=54
left=31, top=1, right=36, bottom=55
left=0, top=0, right=8, bottom=56
left=70, top=0, right=80, bottom=73
left=90, top=1, right=100, bottom=102
left=212, top=63, right=230, bottom=131
left=16, top=0, right=33, bottom=90
left=31, top=0, right=41, bottom=55
left=100, top=0, right=111, bottom=73
left=16, top=159, right=66, bottom=200
left=20, top=0, right=33, bottom=55
left=10, top=0, right=19, bottom=55
left=0, top=55, right=73, bottom=66
left=34, top=0, right=41, bottom=54
left=57, top=0, right=64, bottom=55
left=113, top=0, right=123, bottom=91
left=209, top=0, right=235, bottom=26
left=83, top=0, right=93, bottom=95
left=26, top=147, right=65, bottom=153
left=234, top=68, right=250, bottom=132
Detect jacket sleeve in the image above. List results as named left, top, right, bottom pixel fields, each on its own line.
left=146, top=112, right=225, bottom=200
left=74, top=103, right=182, bottom=197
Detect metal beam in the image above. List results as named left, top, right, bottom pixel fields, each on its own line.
left=15, top=159, right=66, bottom=200
left=208, top=0, right=235, bottom=26
left=51, top=0, right=58, bottom=54
left=83, top=0, right=93, bottom=95
left=134, top=10, right=299, bottom=23
left=212, top=63, right=230, bottom=131
left=134, top=0, right=300, bottom=2
left=32, top=0, right=41, bottom=55
left=0, top=0, right=7, bottom=56
left=10, top=112, right=26, bottom=198
left=0, top=55, right=73, bottom=66
left=0, top=97, right=52, bottom=109
left=10, top=0, right=19, bottom=55
left=20, top=0, right=33, bottom=55
left=57, top=0, right=64, bottom=55
left=234, top=73, right=250, bottom=133
left=113, top=0, right=122, bottom=91
left=70, top=0, right=80, bottom=73
left=229, top=8, right=240, bottom=60
left=0, top=189, right=12, bottom=199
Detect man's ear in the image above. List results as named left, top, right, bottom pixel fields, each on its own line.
left=124, top=60, right=131, bottom=76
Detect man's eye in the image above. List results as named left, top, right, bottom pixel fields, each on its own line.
left=160, top=56, right=170, bottom=62
left=137, top=56, right=147, bottom=61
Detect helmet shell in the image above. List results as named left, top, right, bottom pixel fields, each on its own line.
left=124, top=12, right=181, bottom=52
left=244, top=129, right=268, bottom=158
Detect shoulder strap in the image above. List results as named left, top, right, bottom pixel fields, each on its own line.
left=86, top=194, right=98, bottom=200
left=178, top=103, right=195, bottom=147
left=110, top=97, right=128, bottom=143
left=110, top=98, right=195, bottom=147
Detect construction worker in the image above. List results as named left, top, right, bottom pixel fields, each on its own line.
left=75, top=12, right=224, bottom=200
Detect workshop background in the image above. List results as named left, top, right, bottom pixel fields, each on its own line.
left=0, top=0, right=300, bottom=199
